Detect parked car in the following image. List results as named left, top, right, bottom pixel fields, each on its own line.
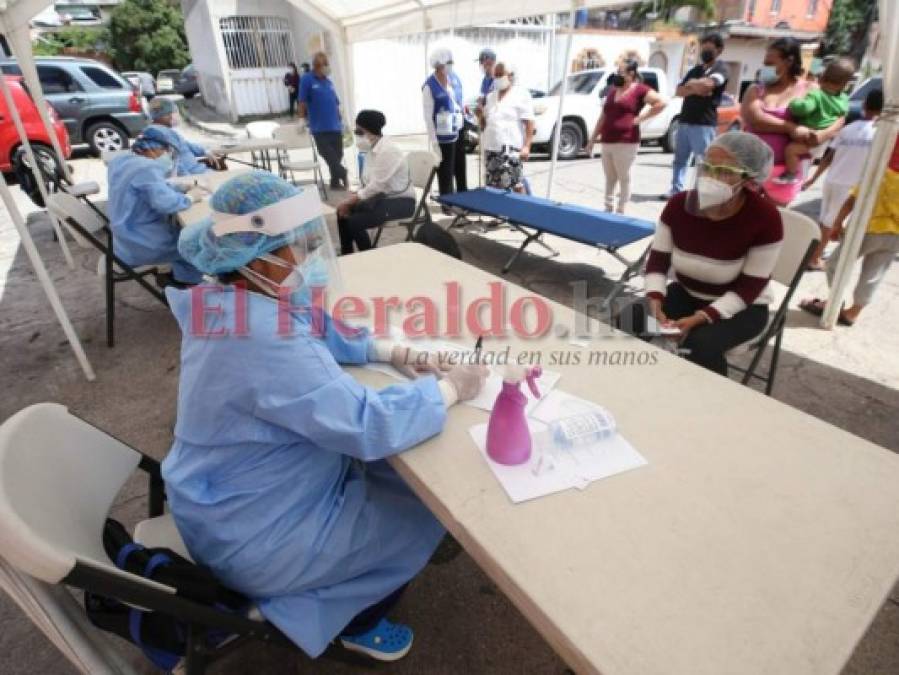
left=30, top=7, right=66, bottom=28
left=122, top=71, right=156, bottom=99
left=716, top=92, right=742, bottom=134
left=0, top=56, right=148, bottom=156
left=175, top=64, right=199, bottom=99
left=847, top=76, right=882, bottom=123
left=156, top=69, right=181, bottom=94
left=0, top=75, right=72, bottom=173
left=533, top=67, right=684, bottom=159
left=58, top=5, right=102, bottom=26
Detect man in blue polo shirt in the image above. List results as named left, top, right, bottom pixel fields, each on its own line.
left=477, top=48, right=496, bottom=107
left=299, top=51, right=348, bottom=190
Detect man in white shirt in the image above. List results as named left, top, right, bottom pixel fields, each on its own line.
left=478, top=62, right=535, bottom=192
left=802, top=89, right=883, bottom=269
left=336, top=110, right=415, bottom=254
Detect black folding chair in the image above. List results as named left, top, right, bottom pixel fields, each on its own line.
left=371, top=150, right=440, bottom=247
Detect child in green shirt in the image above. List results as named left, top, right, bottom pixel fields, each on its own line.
left=777, top=58, right=854, bottom=184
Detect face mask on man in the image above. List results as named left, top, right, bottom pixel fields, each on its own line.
left=319, top=64, right=331, bottom=76
left=154, top=153, right=174, bottom=175
left=356, top=133, right=373, bottom=152
left=696, top=176, right=739, bottom=211
left=700, top=48, right=716, bottom=64
left=758, top=65, right=779, bottom=85
left=445, top=62, right=454, bottom=75
left=494, top=75, right=511, bottom=91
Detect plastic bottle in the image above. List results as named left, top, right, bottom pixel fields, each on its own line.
left=485, top=365, right=542, bottom=466
left=542, top=409, right=616, bottom=450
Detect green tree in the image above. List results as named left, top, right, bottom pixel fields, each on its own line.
left=822, top=0, right=878, bottom=64
left=32, top=26, right=108, bottom=56
left=633, top=0, right=717, bottom=23
left=107, top=0, right=190, bottom=74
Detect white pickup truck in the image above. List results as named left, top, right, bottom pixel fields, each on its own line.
left=532, top=66, right=682, bottom=159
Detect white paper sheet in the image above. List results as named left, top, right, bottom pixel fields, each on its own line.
left=468, top=407, right=648, bottom=503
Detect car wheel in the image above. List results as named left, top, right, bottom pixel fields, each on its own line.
left=661, top=118, right=678, bottom=153
left=86, top=122, right=128, bottom=156
left=557, top=121, right=583, bottom=160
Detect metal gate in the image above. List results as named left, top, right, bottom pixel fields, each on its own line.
left=219, top=15, right=294, bottom=116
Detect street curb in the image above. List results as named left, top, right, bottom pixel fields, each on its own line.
left=176, top=100, right=241, bottom=139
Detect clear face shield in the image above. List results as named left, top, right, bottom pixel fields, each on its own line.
left=684, top=159, right=750, bottom=218
left=209, top=188, right=340, bottom=303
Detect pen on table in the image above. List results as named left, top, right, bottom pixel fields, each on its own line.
left=473, top=335, right=483, bottom=362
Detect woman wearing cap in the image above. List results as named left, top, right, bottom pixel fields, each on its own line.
left=335, top=110, right=415, bottom=254
left=635, top=132, right=783, bottom=375
left=422, top=47, right=466, bottom=197
left=166, top=171, right=488, bottom=662
left=106, top=126, right=202, bottom=285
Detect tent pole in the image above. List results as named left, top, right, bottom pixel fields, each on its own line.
left=546, top=1, right=580, bottom=198
left=0, top=63, right=74, bottom=269
left=0, top=164, right=95, bottom=381
left=5, top=25, right=73, bottom=185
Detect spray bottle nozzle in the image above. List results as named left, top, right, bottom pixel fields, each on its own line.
left=525, top=366, right=542, bottom=398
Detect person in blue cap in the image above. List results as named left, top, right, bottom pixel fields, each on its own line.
left=165, top=171, right=489, bottom=662
left=148, top=97, right=221, bottom=176
left=106, top=127, right=202, bottom=285
left=477, top=47, right=497, bottom=107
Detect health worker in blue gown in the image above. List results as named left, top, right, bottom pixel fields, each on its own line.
left=106, top=126, right=202, bottom=284
left=147, top=97, right=221, bottom=176
left=164, top=171, right=489, bottom=662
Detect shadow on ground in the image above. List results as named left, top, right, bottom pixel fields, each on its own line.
left=1, top=212, right=897, bottom=674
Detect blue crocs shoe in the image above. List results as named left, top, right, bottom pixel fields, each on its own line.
left=339, top=618, right=414, bottom=662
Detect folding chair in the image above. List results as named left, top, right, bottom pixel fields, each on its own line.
left=0, top=403, right=293, bottom=675
left=371, top=150, right=439, bottom=247
left=46, top=193, right=168, bottom=349
left=245, top=121, right=281, bottom=172
left=273, top=124, right=328, bottom=200
left=726, top=208, right=820, bottom=395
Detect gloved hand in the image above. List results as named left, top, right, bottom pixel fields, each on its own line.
left=389, top=345, right=453, bottom=379
left=443, top=363, right=490, bottom=402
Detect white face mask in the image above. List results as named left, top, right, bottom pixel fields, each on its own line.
left=444, top=63, right=454, bottom=75
left=495, top=75, right=511, bottom=91
left=697, top=176, right=738, bottom=211
left=356, top=134, right=372, bottom=152
left=320, top=64, right=331, bottom=77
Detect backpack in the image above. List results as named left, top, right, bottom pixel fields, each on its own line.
left=84, top=519, right=247, bottom=671
left=412, top=220, right=463, bottom=260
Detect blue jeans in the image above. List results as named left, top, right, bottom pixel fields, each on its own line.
left=671, top=123, right=716, bottom=193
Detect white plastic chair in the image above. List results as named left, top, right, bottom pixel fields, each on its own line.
left=272, top=123, right=327, bottom=199
left=245, top=121, right=281, bottom=172
left=46, top=193, right=168, bottom=348
left=371, top=150, right=440, bottom=247
left=726, top=207, right=820, bottom=395
left=0, top=403, right=288, bottom=675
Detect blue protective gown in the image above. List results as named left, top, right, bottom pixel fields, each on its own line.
left=151, top=124, right=209, bottom=176
left=106, top=154, right=202, bottom=283
left=162, top=286, right=447, bottom=657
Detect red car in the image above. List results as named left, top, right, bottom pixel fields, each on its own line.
left=0, top=75, right=71, bottom=173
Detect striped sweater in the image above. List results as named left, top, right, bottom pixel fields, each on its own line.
left=644, top=191, right=783, bottom=322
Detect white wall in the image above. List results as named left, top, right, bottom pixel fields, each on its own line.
left=181, top=0, right=230, bottom=116
left=722, top=38, right=768, bottom=88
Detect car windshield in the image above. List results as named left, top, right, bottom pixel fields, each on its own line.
left=548, top=71, right=604, bottom=96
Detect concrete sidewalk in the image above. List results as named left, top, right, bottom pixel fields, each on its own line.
left=1, top=140, right=897, bottom=674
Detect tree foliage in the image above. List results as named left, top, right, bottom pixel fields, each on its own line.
left=633, top=0, right=717, bottom=22
left=32, top=27, right=107, bottom=57
left=822, top=0, right=878, bottom=64
left=107, top=0, right=190, bottom=74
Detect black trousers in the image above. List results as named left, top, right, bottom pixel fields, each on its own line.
left=287, top=91, right=296, bottom=116
left=337, top=196, right=416, bottom=254
left=453, top=136, right=467, bottom=192
left=437, top=141, right=456, bottom=195
left=621, top=282, right=768, bottom=376
left=313, top=131, right=347, bottom=185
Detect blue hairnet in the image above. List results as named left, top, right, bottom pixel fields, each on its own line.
left=132, top=125, right=174, bottom=153
left=178, top=171, right=307, bottom=275
left=149, top=97, right=176, bottom=120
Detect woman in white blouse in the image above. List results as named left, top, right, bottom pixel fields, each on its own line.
left=336, top=110, right=415, bottom=254
left=479, top=61, right=535, bottom=192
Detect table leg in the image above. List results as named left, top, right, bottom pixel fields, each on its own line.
left=601, top=242, right=651, bottom=310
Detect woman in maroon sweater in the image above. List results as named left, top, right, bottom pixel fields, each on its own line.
left=587, top=59, right=666, bottom=213
left=638, top=132, right=783, bottom=375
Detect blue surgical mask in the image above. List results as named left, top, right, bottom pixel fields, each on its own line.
left=758, top=65, right=779, bottom=85
left=154, top=153, right=174, bottom=174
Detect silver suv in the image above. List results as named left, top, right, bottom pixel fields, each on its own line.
left=0, top=56, right=148, bottom=155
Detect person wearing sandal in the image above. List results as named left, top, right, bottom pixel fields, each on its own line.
left=800, top=137, right=899, bottom=326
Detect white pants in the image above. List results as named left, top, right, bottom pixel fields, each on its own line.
left=600, top=143, right=639, bottom=213
left=827, top=232, right=899, bottom=306
left=819, top=182, right=852, bottom=229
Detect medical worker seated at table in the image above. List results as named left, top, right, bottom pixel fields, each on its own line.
left=106, top=126, right=203, bottom=285
left=147, top=97, right=222, bottom=176
left=164, top=171, right=489, bottom=662
left=336, top=110, right=415, bottom=254
left=631, top=132, right=784, bottom=376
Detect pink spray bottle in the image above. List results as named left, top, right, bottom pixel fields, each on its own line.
left=486, top=365, right=543, bottom=466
